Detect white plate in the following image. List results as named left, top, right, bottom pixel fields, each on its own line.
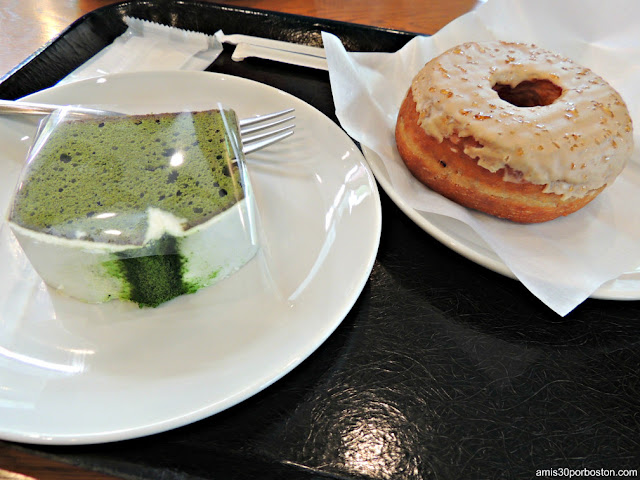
left=362, top=147, right=640, bottom=300
left=0, top=71, right=381, bottom=445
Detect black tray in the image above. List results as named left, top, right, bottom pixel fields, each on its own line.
left=2, top=1, right=639, bottom=479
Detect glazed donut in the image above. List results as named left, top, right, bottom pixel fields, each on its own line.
left=395, top=41, right=634, bottom=223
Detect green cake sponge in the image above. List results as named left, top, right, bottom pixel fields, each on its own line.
left=11, top=109, right=244, bottom=244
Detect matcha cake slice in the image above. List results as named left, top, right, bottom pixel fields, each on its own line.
left=8, top=108, right=258, bottom=307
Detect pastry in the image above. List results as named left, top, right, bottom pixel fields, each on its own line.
left=395, top=41, right=634, bottom=223
left=8, top=108, right=257, bottom=307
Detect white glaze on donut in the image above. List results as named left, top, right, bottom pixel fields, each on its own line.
left=410, top=41, right=634, bottom=198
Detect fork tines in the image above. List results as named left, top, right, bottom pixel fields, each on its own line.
left=240, top=108, right=295, bottom=154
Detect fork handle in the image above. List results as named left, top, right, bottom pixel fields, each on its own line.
left=0, top=99, right=112, bottom=116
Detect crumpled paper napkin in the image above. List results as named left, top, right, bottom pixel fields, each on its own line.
left=60, top=16, right=222, bottom=85
left=322, top=0, right=640, bottom=316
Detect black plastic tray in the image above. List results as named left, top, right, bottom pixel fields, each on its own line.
left=0, top=0, right=414, bottom=118
left=2, top=1, right=639, bottom=479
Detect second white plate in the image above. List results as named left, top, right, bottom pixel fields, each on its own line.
left=362, top=146, right=640, bottom=300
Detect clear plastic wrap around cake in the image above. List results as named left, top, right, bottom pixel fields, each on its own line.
left=6, top=106, right=258, bottom=308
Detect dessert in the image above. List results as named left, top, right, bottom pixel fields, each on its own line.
left=395, top=41, right=634, bottom=223
left=8, top=108, right=257, bottom=307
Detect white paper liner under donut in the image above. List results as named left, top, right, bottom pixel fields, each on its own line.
left=322, top=0, right=640, bottom=316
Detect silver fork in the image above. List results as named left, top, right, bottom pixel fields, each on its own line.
left=0, top=99, right=295, bottom=154
left=239, top=108, right=295, bottom=154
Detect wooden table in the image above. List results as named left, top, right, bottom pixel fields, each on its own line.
left=0, top=0, right=478, bottom=478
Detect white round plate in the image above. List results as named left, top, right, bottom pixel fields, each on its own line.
left=362, top=147, right=640, bottom=300
left=0, top=71, right=381, bottom=445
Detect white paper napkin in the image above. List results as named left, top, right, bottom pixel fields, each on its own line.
left=322, top=0, right=640, bottom=316
left=60, top=17, right=223, bottom=85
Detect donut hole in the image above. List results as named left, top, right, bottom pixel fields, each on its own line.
left=493, top=79, right=562, bottom=107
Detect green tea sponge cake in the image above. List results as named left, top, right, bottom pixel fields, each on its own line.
left=8, top=108, right=258, bottom=307
left=396, top=41, right=633, bottom=223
